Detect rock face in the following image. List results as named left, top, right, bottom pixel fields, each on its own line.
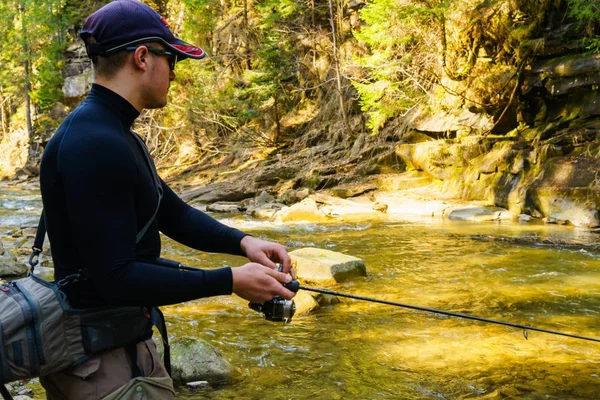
left=62, top=43, right=92, bottom=98
left=290, top=247, right=366, bottom=285
left=169, top=337, right=234, bottom=384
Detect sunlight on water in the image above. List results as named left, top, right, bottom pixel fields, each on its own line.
left=2, top=183, right=599, bottom=399
left=162, top=220, right=600, bottom=399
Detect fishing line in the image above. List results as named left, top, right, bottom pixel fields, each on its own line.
left=297, top=284, right=600, bottom=343
left=155, top=258, right=600, bottom=343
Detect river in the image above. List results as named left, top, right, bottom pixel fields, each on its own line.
left=1, top=182, right=600, bottom=399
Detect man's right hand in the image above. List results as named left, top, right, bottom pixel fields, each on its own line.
left=231, top=263, right=296, bottom=303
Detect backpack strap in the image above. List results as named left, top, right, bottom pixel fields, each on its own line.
left=30, top=132, right=164, bottom=281
left=0, top=385, right=13, bottom=400
left=125, top=343, right=143, bottom=379
left=150, top=307, right=171, bottom=376
left=27, top=212, right=46, bottom=273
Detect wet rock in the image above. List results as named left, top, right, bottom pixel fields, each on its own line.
left=292, top=291, right=341, bottom=316
left=293, top=291, right=320, bottom=315
left=168, top=337, right=234, bottom=384
left=186, top=381, right=211, bottom=391
left=275, top=198, right=329, bottom=223
left=448, top=206, right=514, bottom=222
left=0, top=251, right=27, bottom=277
left=205, top=202, right=242, bottom=213
left=290, top=247, right=366, bottom=285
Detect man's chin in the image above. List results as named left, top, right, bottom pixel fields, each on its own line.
left=146, top=101, right=168, bottom=110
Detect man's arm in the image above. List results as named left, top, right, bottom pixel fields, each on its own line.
left=156, top=182, right=293, bottom=276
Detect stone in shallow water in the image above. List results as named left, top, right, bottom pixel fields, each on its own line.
left=290, top=247, right=366, bottom=285
left=162, top=337, right=234, bottom=384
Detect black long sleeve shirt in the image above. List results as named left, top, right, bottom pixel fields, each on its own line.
left=40, top=84, right=247, bottom=308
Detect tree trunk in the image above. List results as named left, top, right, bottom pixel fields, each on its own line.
left=273, top=90, right=281, bottom=145
left=328, top=0, right=351, bottom=138
left=19, top=2, right=34, bottom=155
left=243, top=0, right=252, bottom=70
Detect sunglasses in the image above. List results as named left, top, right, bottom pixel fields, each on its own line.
left=124, top=46, right=177, bottom=70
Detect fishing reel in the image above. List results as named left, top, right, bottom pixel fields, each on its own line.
left=249, top=278, right=300, bottom=323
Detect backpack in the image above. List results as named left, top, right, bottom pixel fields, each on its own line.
left=0, top=132, right=171, bottom=399
left=0, top=210, right=171, bottom=400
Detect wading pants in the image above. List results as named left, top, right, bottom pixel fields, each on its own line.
left=39, top=339, right=174, bottom=399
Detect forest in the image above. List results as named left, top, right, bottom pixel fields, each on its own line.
left=0, top=0, right=599, bottom=226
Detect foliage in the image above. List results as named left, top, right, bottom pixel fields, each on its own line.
left=0, top=0, right=595, bottom=167
left=351, top=0, right=443, bottom=134
left=566, top=0, right=600, bottom=25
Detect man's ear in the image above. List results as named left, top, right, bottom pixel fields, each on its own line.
left=132, top=46, right=149, bottom=71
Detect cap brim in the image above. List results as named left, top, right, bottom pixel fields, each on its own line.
left=164, top=38, right=206, bottom=60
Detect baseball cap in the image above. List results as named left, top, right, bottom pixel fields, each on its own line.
left=80, top=0, right=205, bottom=61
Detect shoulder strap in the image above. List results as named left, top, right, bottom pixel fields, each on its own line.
left=0, top=385, right=12, bottom=400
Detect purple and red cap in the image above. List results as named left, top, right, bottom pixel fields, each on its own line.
left=80, top=0, right=205, bottom=61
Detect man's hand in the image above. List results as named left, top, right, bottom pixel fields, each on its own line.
left=231, top=263, right=296, bottom=303
left=240, top=235, right=294, bottom=278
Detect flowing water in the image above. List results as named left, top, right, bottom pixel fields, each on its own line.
left=1, top=182, right=600, bottom=399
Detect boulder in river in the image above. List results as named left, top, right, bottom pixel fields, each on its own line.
left=168, top=337, right=234, bottom=384
left=290, top=247, right=366, bottom=285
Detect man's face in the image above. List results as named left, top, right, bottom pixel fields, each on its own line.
left=141, top=44, right=176, bottom=109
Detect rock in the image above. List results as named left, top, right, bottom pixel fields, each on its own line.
left=0, top=239, right=4, bottom=255
left=168, top=337, right=234, bottom=384
left=448, top=206, right=514, bottom=222
left=293, top=291, right=320, bottom=315
left=186, top=381, right=211, bottom=391
left=180, top=182, right=255, bottom=204
left=329, top=183, right=377, bottom=199
left=408, top=108, right=494, bottom=134
left=275, top=198, right=330, bottom=223
left=253, top=190, right=275, bottom=206
left=278, top=189, right=301, bottom=205
left=205, top=202, right=241, bottom=213
left=373, top=201, right=388, bottom=213
left=519, top=214, right=533, bottom=222
left=245, top=201, right=284, bottom=219
left=0, top=252, right=27, bottom=277
left=290, top=248, right=366, bottom=285
left=244, top=191, right=285, bottom=218
left=292, top=288, right=341, bottom=316
left=532, top=188, right=599, bottom=227
left=62, top=71, right=92, bottom=98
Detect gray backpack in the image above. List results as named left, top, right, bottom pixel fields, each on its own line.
left=0, top=209, right=170, bottom=400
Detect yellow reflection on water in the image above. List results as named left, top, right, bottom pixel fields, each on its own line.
left=162, top=220, right=600, bottom=399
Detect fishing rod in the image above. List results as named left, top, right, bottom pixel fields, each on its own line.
left=155, top=258, right=600, bottom=344
left=252, top=280, right=600, bottom=344
left=294, top=283, right=600, bottom=343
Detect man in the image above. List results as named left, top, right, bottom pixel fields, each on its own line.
left=38, top=1, right=295, bottom=398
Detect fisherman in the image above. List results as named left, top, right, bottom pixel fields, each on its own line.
left=38, top=1, right=295, bottom=398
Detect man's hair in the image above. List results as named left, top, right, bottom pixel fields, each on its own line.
left=92, top=51, right=131, bottom=78
left=92, top=42, right=160, bottom=79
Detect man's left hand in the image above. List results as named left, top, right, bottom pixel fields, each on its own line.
left=240, top=236, right=295, bottom=278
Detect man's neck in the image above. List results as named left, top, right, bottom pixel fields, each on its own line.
left=94, top=74, right=144, bottom=112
